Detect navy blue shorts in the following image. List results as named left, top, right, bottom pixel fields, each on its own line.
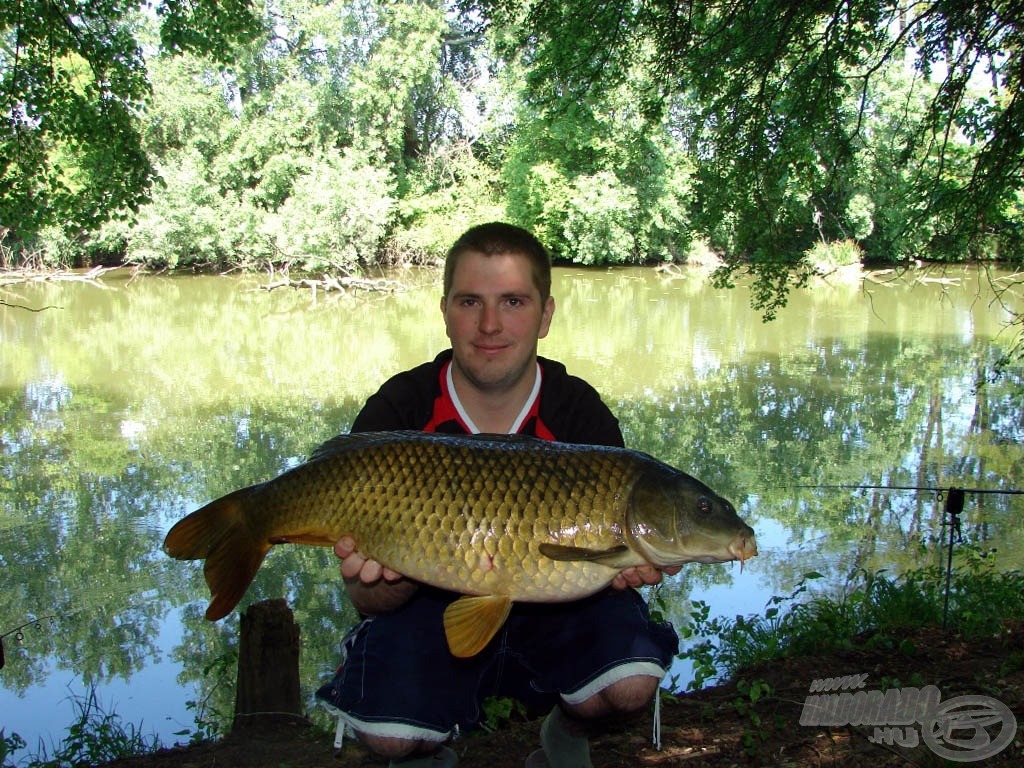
left=315, top=587, right=678, bottom=744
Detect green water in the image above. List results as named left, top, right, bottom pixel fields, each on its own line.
left=1, top=265, right=1021, bottom=756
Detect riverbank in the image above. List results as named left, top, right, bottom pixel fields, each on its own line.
left=99, top=621, right=1023, bottom=768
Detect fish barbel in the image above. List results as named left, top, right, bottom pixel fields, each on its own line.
left=164, top=431, right=757, bottom=657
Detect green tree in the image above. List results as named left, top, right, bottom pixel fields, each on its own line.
left=270, top=147, right=395, bottom=269
left=391, top=139, right=506, bottom=259
left=117, top=0, right=483, bottom=271
left=472, top=0, right=1024, bottom=301
left=501, top=51, right=694, bottom=264
left=0, top=0, right=262, bottom=251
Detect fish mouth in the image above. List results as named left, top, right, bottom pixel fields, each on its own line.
left=647, top=530, right=759, bottom=566
left=727, top=531, right=758, bottom=572
left=680, top=531, right=758, bottom=565
left=728, top=532, right=758, bottom=562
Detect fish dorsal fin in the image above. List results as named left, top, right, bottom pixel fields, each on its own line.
left=538, top=543, right=635, bottom=568
left=442, top=595, right=512, bottom=658
left=465, top=433, right=539, bottom=444
left=307, top=431, right=409, bottom=461
left=307, top=431, right=546, bottom=465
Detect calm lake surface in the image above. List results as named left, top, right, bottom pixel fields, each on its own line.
left=1, top=264, right=1022, bottom=759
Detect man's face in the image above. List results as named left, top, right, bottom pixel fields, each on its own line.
left=441, top=249, right=555, bottom=395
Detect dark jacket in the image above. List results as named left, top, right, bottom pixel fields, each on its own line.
left=351, top=349, right=623, bottom=448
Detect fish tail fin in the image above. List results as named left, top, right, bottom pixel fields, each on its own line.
left=163, top=488, right=271, bottom=621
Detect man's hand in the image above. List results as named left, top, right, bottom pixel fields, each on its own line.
left=612, top=564, right=681, bottom=591
left=335, top=536, right=403, bottom=584
left=335, top=535, right=417, bottom=615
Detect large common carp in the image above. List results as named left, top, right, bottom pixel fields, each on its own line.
left=164, top=431, right=756, bottom=657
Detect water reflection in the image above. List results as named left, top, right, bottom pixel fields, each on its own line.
left=0, top=266, right=1021, bottom=759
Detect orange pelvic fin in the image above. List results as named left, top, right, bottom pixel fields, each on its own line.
left=442, top=595, right=512, bottom=658
left=163, top=487, right=271, bottom=621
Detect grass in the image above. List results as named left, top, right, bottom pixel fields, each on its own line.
left=675, top=548, right=1024, bottom=690
left=1, top=688, right=160, bottom=768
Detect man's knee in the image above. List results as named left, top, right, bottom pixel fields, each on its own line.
left=566, top=673, right=662, bottom=720
left=356, top=732, right=435, bottom=760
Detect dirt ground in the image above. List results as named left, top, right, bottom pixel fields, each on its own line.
left=104, top=622, right=1023, bottom=767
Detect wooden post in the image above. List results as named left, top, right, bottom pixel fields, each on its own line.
left=232, top=598, right=304, bottom=732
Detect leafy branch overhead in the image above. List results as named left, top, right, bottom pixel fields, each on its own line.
left=473, top=0, right=1024, bottom=302
left=0, top=0, right=262, bottom=237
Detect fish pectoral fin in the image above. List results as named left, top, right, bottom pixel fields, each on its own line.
left=442, top=595, right=512, bottom=658
left=538, top=543, right=634, bottom=567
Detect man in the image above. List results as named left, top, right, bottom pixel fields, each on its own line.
left=316, top=222, right=679, bottom=768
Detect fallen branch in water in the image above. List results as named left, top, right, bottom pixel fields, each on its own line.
left=256, top=273, right=403, bottom=295
left=1, top=265, right=117, bottom=311
left=0, top=299, right=62, bottom=311
left=0, top=265, right=116, bottom=288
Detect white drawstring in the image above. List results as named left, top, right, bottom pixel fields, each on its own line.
left=652, top=689, right=662, bottom=750
left=333, top=715, right=346, bottom=750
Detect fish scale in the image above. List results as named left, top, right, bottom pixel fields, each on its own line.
left=164, top=430, right=756, bottom=657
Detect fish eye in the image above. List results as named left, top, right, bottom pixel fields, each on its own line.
left=698, top=496, right=713, bottom=514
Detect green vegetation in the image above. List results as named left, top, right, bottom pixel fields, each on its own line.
left=670, top=551, right=1024, bottom=756
left=481, top=696, right=528, bottom=732
left=1, top=689, right=160, bottom=768
left=480, top=1, right=1024, bottom=313
left=3, top=2, right=1022, bottom=339
left=0, top=731, right=26, bottom=768
left=0, top=0, right=262, bottom=242
left=180, top=649, right=239, bottom=745
left=677, top=551, right=1024, bottom=691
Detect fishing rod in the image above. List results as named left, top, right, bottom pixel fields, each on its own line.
left=0, top=615, right=59, bottom=671
left=795, top=483, right=1024, bottom=496
left=793, top=483, right=1023, bottom=628
left=0, top=587, right=162, bottom=671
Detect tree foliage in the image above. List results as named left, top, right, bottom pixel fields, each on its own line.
left=661, top=1, right=1022, bottom=265
left=500, top=43, right=695, bottom=264
left=101, top=0, right=485, bottom=273
left=0, top=0, right=262, bottom=247
left=474, top=0, right=1024, bottom=313
left=3, top=1, right=1023, bottom=343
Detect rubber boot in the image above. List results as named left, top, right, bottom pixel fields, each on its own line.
left=524, top=706, right=592, bottom=768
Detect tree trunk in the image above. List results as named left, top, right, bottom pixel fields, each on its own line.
left=233, top=598, right=304, bottom=732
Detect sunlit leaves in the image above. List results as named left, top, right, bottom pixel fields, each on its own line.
left=117, top=0, right=469, bottom=270
left=157, top=0, right=264, bottom=59
left=0, top=0, right=261, bottom=245
left=472, top=0, right=1023, bottom=334
left=271, top=147, right=396, bottom=269
left=345, top=1, right=447, bottom=164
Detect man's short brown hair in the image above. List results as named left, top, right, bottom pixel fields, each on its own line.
left=444, top=222, right=552, bottom=302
